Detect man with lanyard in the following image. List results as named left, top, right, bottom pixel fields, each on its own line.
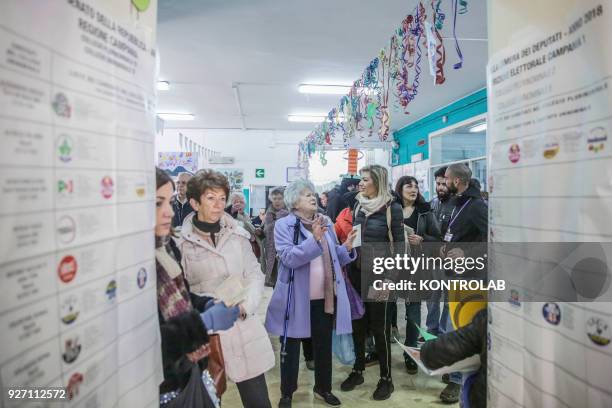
left=172, top=172, right=194, bottom=229
left=426, top=166, right=456, bottom=339
left=437, top=163, right=488, bottom=404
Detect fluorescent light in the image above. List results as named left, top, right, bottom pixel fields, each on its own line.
left=288, top=115, right=326, bottom=123
left=157, top=113, right=194, bottom=121
left=298, top=84, right=351, bottom=95
left=469, top=122, right=487, bottom=133
left=157, top=81, right=170, bottom=91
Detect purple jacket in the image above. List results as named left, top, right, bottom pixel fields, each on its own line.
left=265, top=213, right=356, bottom=338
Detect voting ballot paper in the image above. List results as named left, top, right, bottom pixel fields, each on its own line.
left=214, top=275, right=248, bottom=307
left=394, top=337, right=480, bottom=375
left=351, top=224, right=362, bottom=248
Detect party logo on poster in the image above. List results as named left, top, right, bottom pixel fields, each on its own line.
left=52, top=93, right=71, bottom=118
left=62, top=337, right=82, bottom=364
left=508, top=289, right=521, bottom=307
left=106, top=280, right=117, bottom=301
left=66, top=372, right=84, bottom=401
left=57, top=135, right=73, bottom=163
left=587, top=127, right=607, bottom=153
left=60, top=295, right=80, bottom=325
left=586, top=317, right=611, bottom=346
left=137, top=267, right=147, bottom=289
left=508, top=144, right=520, bottom=163
left=132, top=0, right=151, bottom=12
left=543, top=142, right=560, bottom=159
left=58, top=179, right=74, bottom=196
left=57, top=215, right=76, bottom=244
left=58, top=255, right=78, bottom=283
left=542, top=303, right=561, bottom=325
left=101, top=176, right=114, bottom=199
left=135, top=181, right=146, bottom=198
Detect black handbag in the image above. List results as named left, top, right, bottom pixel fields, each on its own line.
left=163, top=364, right=215, bottom=408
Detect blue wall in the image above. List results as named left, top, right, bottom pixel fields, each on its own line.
left=393, top=88, right=487, bottom=164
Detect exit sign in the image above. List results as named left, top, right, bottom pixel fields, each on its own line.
left=255, top=168, right=265, bottom=178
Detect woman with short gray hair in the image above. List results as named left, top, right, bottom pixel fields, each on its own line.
left=265, top=179, right=358, bottom=407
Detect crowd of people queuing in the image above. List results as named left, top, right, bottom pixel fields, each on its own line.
left=155, top=162, right=488, bottom=408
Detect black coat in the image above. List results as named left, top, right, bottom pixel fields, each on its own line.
left=431, top=196, right=455, bottom=235
left=353, top=201, right=404, bottom=244
left=421, top=310, right=487, bottom=408
left=351, top=201, right=404, bottom=288
left=326, top=178, right=361, bottom=222
left=411, top=201, right=442, bottom=243
left=172, top=198, right=194, bottom=228
left=157, top=239, right=212, bottom=397
left=445, top=183, right=488, bottom=244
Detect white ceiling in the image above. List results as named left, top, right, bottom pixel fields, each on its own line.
left=156, top=0, right=488, bottom=134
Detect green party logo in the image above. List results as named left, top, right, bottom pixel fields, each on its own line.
left=131, top=0, right=150, bottom=12
left=58, top=179, right=74, bottom=195
left=57, top=136, right=73, bottom=163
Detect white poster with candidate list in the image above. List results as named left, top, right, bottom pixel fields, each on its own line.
left=487, top=1, right=612, bottom=407
left=0, top=1, right=161, bottom=407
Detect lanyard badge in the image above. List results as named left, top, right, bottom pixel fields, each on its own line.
left=444, top=198, right=472, bottom=242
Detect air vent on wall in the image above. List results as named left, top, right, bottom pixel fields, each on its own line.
left=208, top=156, right=235, bottom=164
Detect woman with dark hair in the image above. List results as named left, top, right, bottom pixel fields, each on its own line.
left=155, top=168, right=239, bottom=407
left=393, top=176, right=441, bottom=375
left=179, top=169, right=274, bottom=408
left=340, top=165, right=404, bottom=401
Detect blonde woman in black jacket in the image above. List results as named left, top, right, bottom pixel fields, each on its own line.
left=340, top=165, right=404, bottom=401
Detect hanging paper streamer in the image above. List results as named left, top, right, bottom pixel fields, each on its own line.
left=407, top=2, right=426, bottom=101
left=296, top=0, right=456, bottom=156
left=431, top=0, right=447, bottom=84
left=451, top=0, right=464, bottom=69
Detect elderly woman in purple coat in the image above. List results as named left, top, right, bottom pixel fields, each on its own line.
left=265, top=179, right=358, bottom=408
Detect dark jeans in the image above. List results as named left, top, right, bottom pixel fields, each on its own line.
left=280, top=299, right=333, bottom=396
left=302, top=338, right=313, bottom=361
left=352, top=301, right=392, bottom=379
left=404, top=301, right=421, bottom=347
left=236, top=373, right=272, bottom=408
left=389, top=301, right=398, bottom=328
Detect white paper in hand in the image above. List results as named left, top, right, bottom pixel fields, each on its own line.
left=214, top=275, right=247, bottom=307
left=351, top=224, right=362, bottom=248
left=394, top=337, right=480, bottom=376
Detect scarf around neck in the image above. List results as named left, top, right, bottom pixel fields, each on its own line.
left=356, top=192, right=392, bottom=216
left=155, top=236, right=192, bottom=321
left=192, top=215, right=221, bottom=246
left=296, top=213, right=335, bottom=314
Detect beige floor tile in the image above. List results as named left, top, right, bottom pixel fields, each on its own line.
left=221, top=288, right=457, bottom=407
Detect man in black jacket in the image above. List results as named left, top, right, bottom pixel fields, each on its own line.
left=431, top=166, right=455, bottom=235
left=434, top=163, right=488, bottom=403
left=443, top=164, right=488, bottom=245
left=420, top=309, right=487, bottom=408
left=325, top=176, right=360, bottom=222
left=172, top=172, right=194, bottom=228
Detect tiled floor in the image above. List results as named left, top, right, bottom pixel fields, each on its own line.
left=222, top=288, right=457, bottom=407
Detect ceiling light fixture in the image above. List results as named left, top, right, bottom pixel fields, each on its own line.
left=157, top=81, right=170, bottom=91
left=298, top=84, right=352, bottom=95
left=288, top=115, right=326, bottom=123
left=288, top=114, right=345, bottom=123
left=469, top=122, right=487, bottom=133
left=157, top=113, right=195, bottom=121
